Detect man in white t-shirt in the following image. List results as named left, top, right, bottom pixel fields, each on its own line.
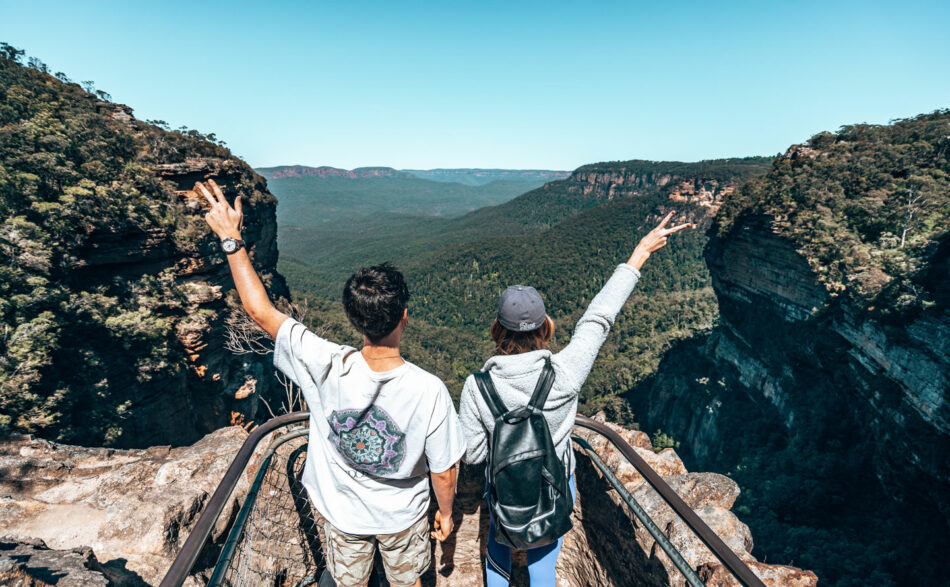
left=198, top=179, right=465, bottom=587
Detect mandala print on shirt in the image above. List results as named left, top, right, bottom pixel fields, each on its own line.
left=328, top=405, right=407, bottom=475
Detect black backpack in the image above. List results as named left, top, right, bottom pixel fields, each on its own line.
left=474, top=358, right=573, bottom=549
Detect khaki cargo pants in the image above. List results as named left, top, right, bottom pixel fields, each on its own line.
left=321, top=514, right=431, bottom=587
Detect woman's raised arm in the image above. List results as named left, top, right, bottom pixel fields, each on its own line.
left=556, top=211, right=693, bottom=388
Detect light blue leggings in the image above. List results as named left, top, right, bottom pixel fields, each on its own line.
left=485, top=476, right=577, bottom=586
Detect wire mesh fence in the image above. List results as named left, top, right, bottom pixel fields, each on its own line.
left=211, top=428, right=325, bottom=587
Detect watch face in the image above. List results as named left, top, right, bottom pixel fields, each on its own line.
left=222, top=239, right=237, bottom=253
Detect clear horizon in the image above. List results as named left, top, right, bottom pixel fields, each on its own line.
left=2, top=0, right=948, bottom=170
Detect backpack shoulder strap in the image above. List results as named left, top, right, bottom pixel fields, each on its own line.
left=474, top=371, right=507, bottom=420
left=527, top=358, right=556, bottom=410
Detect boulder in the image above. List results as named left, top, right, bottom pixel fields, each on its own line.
left=0, top=537, right=110, bottom=587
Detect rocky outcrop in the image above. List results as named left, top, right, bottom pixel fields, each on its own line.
left=0, top=427, right=252, bottom=586
left=667, top=180, right=735, bottom=216
left=0, top=537, right=112, bottom=586
left=64, top=154, right=291, bottom=448
left=430, top=417, right=815, bottom=586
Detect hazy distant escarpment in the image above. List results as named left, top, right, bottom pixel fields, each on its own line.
left=0, top=48, right=290, bottom=447
left=257, top=164, right=551, bottom=221
left=634, top=112, right=950, bottom=584
left=402, top=168, right=570, bottom=185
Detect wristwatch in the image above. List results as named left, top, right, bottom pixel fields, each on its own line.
left=220, top=237, right=245, bottom=255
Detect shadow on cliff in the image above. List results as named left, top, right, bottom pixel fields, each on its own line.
left=628, top=328, right=950, bottom=586
left=101, top=558, right=150, bottom=587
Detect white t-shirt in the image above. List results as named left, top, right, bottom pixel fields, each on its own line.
left=273, top=317, right=466, bottom=535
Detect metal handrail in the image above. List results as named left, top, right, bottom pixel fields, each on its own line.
left=159, top=411, right=310, bottom=587
left=571, top=434, right=706, bottom=587
left=574, top=415, right=766, bottom=587
left=207, top=427, right=311, bottom=586
left=162, top=411, right=764, bottom=587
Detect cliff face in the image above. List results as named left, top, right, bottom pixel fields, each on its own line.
left=635, top=123, right=950, bottom=582
left=53, top=151, right=290, bottom=449
left=0, top=56, right=290, bottom=448
left=568, top=170, right=735, bottom=209
left=703, top=214, right=949, bottom=504
left=135, top=157, right=291, bottom=447
left=629, top=117, right=950, bottom=585
left=563, top=159, right=770, bottom=208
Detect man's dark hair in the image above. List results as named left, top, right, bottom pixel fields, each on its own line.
left=342, top=263, right=410, bottom=342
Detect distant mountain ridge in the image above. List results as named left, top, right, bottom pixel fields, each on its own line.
left=257, top=165, right=571, bottom=185
left=403, top=168, right=570, bottom=185
left=256, top=165, right=415, bottom=180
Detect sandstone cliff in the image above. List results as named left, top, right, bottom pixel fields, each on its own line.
left=565, top=159, right=769, bottom=212
left=633, top=116, right=950, bottom=584
left=0, top=55, right=291, bottom=448
left=49, top=146, right=290, bottom=449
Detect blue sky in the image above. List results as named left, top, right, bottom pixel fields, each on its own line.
left=2, top=0, right=948, bottom=170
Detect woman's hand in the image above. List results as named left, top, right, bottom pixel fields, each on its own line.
left=197, top=179, right=243, bottom=240
left=627, top=210, right=694, bottom=271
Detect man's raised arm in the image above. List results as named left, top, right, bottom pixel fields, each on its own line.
left=197, top=180, right=288, bottom=338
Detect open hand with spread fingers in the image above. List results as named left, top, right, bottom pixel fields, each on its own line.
left=627, top=210, right=694, bottom=271
left=196, top=179, right=243, bottom=241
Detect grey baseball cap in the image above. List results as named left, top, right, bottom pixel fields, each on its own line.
left=497, top=285, right=547, bottom=332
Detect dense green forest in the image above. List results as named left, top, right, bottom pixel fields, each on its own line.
left=264, top=165, right=552, bottom=295
left=280, top=157, right=771, bottom=299
left=574, top=157, right=774, bottom=181
left=0, top=47, right=281, bottom=444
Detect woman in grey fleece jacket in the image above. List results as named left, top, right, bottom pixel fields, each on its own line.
left=458, top=210, right=693, bottom=586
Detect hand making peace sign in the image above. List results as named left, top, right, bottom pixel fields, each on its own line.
left=628, top=210, right=694, bottom=270
left=196, top=179, right=243, bottom=241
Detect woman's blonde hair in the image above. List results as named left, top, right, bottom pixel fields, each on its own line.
left=490, top=316, right=555, bottom=355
